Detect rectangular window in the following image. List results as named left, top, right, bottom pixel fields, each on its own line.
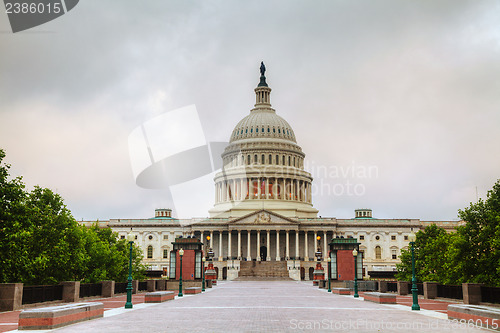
left=392, top=249, right=397, bottom=260
left=195, top=251, right=202, bottom=279
left=391, top=235, right=396, bottom=241
left=169, top=253, right=176, bottom=279
left=120, top=235, right=125, bottom=239
left=404, top=235, right=408, bottom=241
left=359, top=235, right=364, bottom=240
left=163, top=235, right=168, bottom=240
left=163, top=249, right=169, bottom=259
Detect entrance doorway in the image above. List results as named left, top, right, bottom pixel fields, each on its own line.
left=300, top=267, right=305, bottom=280
left=308, top=267, right=314, bottom=280
left=260, top=246, right=267, bottom=261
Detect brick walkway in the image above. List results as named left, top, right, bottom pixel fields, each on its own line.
left=2, top=281, right=489, bottom=333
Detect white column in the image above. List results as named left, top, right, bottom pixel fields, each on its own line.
left=210, top=230, right=214, bottom=249
left=276, top=231, right=280, bottom=261
left=266, top=230, right=271, bottom=261
left=323, top=231, right=327, bottom=259
left=237, top=230, right=241, bottom=259
left=257, top=177, right=261, bottom=199
left=304, top=231, right=309, bottom=261
left=265, top=178, right=269, bottom=199
left=240, top=178, right=244, bottom=201
left=215, top=182, right=218, bottom=203
left=286, top=230, right=290, bottom=260
left=228, top=231, right=232, bottom=259
left=247, top=231, right=251, bottom=261
left=218, top=231, right=223, bottom=261
left=314, top=231, right=317, bottom=254
left=295, top=231, right=299, bottom=259
left=257, top=230, right=261, bottom=261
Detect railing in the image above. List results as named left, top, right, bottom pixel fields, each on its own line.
left=79, top=283, right=102, bottom=298
left=437, top=284, right=463, bottom=299
left=22, top=285, right=63, bottom=305
left=114, top=282, right=128, bottom=294
left=138, top=281, right=148, bottom=291
left=481, top=286, right=500, bottom=304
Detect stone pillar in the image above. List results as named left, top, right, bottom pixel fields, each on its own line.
left=314, top=231, right=317, bottom=252
left=423, top=282, right=438, bottom=299
left=295, top=231, right=299, bottom=259
left=0, top=283, right=23, bottom=311
left=240, top=178, right=244, bottom=201
left=463, top=283, right=483, bottom=305
left=378, top=280, right=388, bottom=293
left=228, top=231, right=232, bottom=259
left=397, top=281, right=409, bottom=295
left=218, top=231, right=223, bottom=261
left=257, top=177, right=261, bottom=198
left=247, top=231, right=252, bottom=261
left=61, top=281, right=80, bottom=302
left=265, top=178, right=269, bottom=198
left=147, top=279, right=156, bottom=292
left=210, top=230, right=214, bottom=249
left=304, top=231, right=309, bottom=261
left=257, top=230, right=261, bottom=261
left=323, top=231, right=327, bottom=257
left=276, top=231, right=280, bottom=261
left=266, top=230, right=271, bottom=261
left=101, top=280, right=115, bottom=298
left=237, top=230, right=241, bottom=259
left=132, top=280, right=139, bottom=294
left=286, top=230, right=290, bottom=260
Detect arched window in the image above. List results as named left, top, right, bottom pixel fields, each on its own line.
left=147, top=245, right=153, bottom=259
left=375, top=246, right=381, bottom=260
left=282, top=155, right=285, bottom=165
left=247, top=155, right=251, bottom=165
left=261, top=154, right=265, bottom=164
left=269, top=154, right=272, bottom=164
left=288, top=156, right=291, bottom=166
left=276, top=155, right=279, bottom=165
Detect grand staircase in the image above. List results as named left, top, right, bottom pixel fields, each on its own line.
left=235, top=261, right=292, bottom=280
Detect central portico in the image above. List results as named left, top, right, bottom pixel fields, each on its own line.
left=189, top=209, right=336, bottom=264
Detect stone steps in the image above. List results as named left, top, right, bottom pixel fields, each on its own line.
left=238, top=261, right=290, bottom=279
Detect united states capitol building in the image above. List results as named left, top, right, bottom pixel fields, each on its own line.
left=84, top=64, right=461, bottom=280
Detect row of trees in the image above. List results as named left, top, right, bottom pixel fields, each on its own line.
left=397, top=179, right=500, bottom=286
left=0, top=149, right=145, bottom=285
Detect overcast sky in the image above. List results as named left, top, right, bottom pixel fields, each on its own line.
left=1, top=1, right=499, bottom=221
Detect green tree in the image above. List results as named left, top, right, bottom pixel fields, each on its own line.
left=396, top=224, right=455, bottom=283
left=0, top=148, right=145, bottom=284
left=451, top=179, right=500, bottom=286
left=0, top=149, right=31, bottom=283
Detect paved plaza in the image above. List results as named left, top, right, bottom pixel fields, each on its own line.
left=5, top=281, right=490, bottom=333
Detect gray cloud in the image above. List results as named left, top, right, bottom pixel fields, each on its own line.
left=0, top=0, right=499, bottom=220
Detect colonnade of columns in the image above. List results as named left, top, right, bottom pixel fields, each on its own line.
left=195, top=230, right=335, bottom=262
left=214, top=177, right=312, bottom=204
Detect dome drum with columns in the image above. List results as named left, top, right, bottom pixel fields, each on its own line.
left=208, top=64, right=318, bottom=218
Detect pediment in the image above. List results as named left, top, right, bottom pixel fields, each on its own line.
left=229, top=209, right=299, bottom=225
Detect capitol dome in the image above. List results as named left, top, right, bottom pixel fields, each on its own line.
left=209, top=63, right=318, bottom=219
left=230, top=110, right=297, bottom=143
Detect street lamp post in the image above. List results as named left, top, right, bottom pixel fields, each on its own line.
left=178, top=248, right=184, bottom=297
left=327, top=257, right=331, bottom=292
left=202, top=257, right=206, bottom=292
left=125, top=231, right=135, bottom=309
left=409, top=231, right=420, bottom=310
left=352, top=248, right=359, bottom=298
